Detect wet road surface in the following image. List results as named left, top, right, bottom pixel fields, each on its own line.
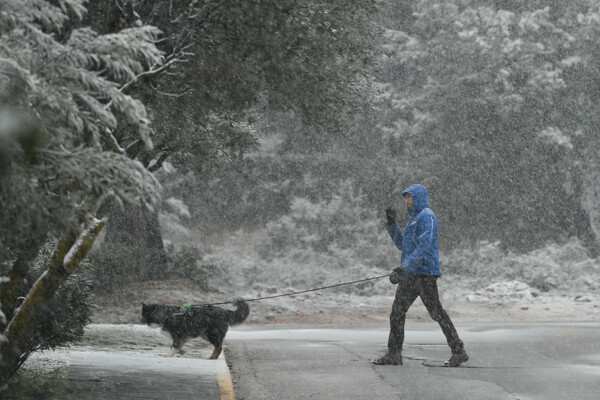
left=225, top=322, right=600, bottom=400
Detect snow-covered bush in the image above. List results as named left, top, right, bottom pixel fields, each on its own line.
left=86, top=242, right=215, bottom=292
left=203, top=183, right=399, bottom=296
left=85, top=243, right=140, bottom=293
left=259, top=183, right=390, bottom=267
left=29, top=275, right=92, bottom=350
left=442, top=238, right=600, bottom=293
left=159, top=197, right=193, bottom=241
left=165, top=244, right=217, bottom=290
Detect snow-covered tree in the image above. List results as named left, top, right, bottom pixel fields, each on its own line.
left=0, top=0, right=162, bottom=384
left=78, top=0, right=383, bottom=279
left=382, top=1, right=600, bottom=253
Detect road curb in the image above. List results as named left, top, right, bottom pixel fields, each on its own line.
left=216, top=352, right=235, bottom=400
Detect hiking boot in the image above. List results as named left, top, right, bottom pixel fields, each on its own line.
left=444, top=352, right=469, bottom=367
left=372, top=352, right=403, bottom=365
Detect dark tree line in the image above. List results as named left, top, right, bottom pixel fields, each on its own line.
left=184, top=0, right=600, bottom=257
left=82, top=0, right=383, bottom=279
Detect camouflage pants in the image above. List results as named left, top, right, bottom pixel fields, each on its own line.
left=388, top=275, right=464, bottom=354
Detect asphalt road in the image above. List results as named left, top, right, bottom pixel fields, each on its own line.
left=225, top=322, right=600, bottom=400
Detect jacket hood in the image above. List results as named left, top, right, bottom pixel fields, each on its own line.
left=401, top=184, right=429, bottom=215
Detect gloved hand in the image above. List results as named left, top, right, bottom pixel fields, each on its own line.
left=389, top=267, right=406, bottom=284
left=385, top=207, right=396, bottom=226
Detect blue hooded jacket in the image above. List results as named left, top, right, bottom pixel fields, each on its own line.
left=385, top=184, right=441, bottom=276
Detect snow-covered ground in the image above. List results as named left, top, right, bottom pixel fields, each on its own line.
left=24, top=324, right=210, bottom=372
left=90, top=234, right=600, bottom=325
left=8, top=235, right=600, bottom=398
left=2, top=324, right=216, bottom=400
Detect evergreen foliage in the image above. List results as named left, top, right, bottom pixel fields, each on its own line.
left=1, top=0, right=383, bottom=384
left=0, top=0, right=162, bottom=384
left=2, top=243, right=93, bottom=360
left=182, top=0, right=600, bottom=257
left=84, top=242, right=215, bottom=292
left=380, top=0, right=600, bottom=252
left=82, top=0, right=382, bottom=174
left=258, top=182, right=383, bottom=261
left=78, top=0, right=383, bottom=280
left=0, top=0, right=162, bottom=250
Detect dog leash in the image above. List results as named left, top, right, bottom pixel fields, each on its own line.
left=192, top=273, right=391, bottom=306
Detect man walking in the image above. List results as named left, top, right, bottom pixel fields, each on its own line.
left=373, top=184, right=468, bottom=367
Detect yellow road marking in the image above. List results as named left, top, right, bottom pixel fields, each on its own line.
left=217, top=352, right=235, bottom=400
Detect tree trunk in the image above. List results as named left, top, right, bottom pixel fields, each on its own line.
left=568, top=169, right=599, bottom=258
left=0, top=219, right=104, bottom=385
left=99, top=200, right=168, bottom=281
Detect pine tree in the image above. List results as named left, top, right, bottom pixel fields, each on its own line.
left=0, top=0, right=163, bottom=384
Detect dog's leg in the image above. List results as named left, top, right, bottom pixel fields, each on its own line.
left=166, top=336, right=182, bottom=357
left=177, top=340, right=187, bottom=355
left=207, top=331, right=224, bottom=359
left=166, top=348, right=177, bottom=357
left=209, top=344, right=222, bottom=359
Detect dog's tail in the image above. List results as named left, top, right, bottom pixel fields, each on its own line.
left=228, top=299, right=249, bottom=325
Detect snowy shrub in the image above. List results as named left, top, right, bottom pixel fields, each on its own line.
left=158, top=197, right=192, bottom=241
left=86, top=242, right=215, bottom=291
left=465, top=280, right=536, bottom=303
left=258, top=182, right=389, bottom=266
left=1, top=243, right=93, bottom=360
left=442, top=238, right=600, bottom=293
left=85, top=243, right=140, bottom=292
left=82, top=243, right=140, bottom=293
left=165, top=244, right=216, bottom=290
left=29, top=274, right=93, bottom=350
left=159, top=196, right=219, bottom=288
left=206, top=183, right=401, bottom=296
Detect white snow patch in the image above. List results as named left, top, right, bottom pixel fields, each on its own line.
left=537, top=127, right=573, bottom=149
left=466, top=280, right=535, bottom=303
left=561, top=56, right=582, bottom=67
left=164, top=197, right=191, bottom=218
left=72, top=324, right=212, bottom=358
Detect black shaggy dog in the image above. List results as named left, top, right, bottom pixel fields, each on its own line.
left=141, top=300, right=249, bottom=359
